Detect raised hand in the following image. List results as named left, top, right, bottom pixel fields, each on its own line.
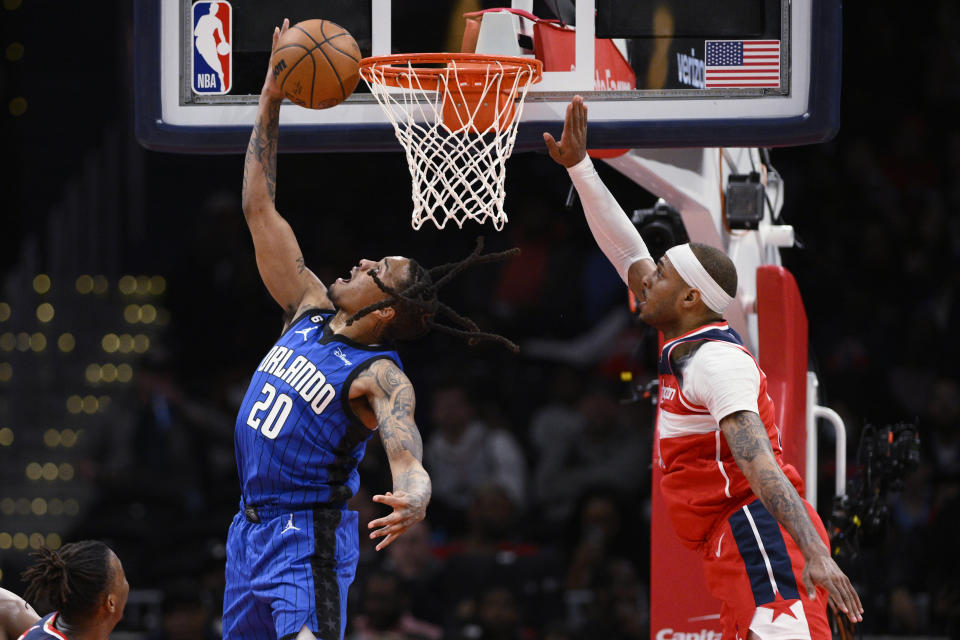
left=543, top=95, right=588, bottom=168
left=262, top=18, right=290, bottom=100
left=367, top=490, right=427, bottom=551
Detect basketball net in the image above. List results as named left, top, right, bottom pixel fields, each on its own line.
left=360, top=54, right=542, bottom=230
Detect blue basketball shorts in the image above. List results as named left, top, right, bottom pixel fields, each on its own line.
left=223, top=506, right=359, bottom=640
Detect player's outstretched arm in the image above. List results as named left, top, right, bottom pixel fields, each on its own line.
left=720, top=410, right=864, bottom=623
left=352, top=359, right=431, bottom=551
left=543, top=96, right=655, bottom=295
left=242, top=20, right=330, bottom=321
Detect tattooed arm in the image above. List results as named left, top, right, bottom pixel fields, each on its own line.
left=720, top=410, right=863, bottom=622
left=242, top=20, right=330, bottom=324
left=351, top=358, right=431, bottom=550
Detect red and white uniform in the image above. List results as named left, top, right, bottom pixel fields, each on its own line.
left=656, top=322, right=830, bottom=640
left=18, top=612, right=67, bottom=639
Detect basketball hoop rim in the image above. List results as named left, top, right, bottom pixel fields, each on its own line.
left=359, top=53, right=543, bottom=88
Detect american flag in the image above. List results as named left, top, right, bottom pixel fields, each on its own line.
left=704, top=40, right=780, bottom=88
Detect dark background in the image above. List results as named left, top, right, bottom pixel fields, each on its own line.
left=1, top=1, right=959, bottom=638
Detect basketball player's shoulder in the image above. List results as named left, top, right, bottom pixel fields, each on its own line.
left=348, top=354, right=408, bottom=398
left=686, top=341, right=756, bottom=382
left=0, top=586, right=36, bottom=621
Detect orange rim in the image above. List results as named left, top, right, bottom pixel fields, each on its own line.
left=360, top=53, right=543, bottom=91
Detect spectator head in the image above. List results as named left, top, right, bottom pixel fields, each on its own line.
left=431, top=384, right=477, bottom=438
left=467, top=484, right=517, bottom=544
left=386, top=521, right=434, bottom=579
left=360, top=570, right=407, bottom=631
left=478, top=585, right=521, bottom=640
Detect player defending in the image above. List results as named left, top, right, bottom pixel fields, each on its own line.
left=18, top=541, right=129, bottom=640
left=0, top=588, right=38, bottom=640
left=544, top=97, right=863, bottom=639
left=224, top=21, right=517, bottom=640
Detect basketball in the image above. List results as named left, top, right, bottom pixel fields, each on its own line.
left=269, top=19, right=361, bottom=110
left=217, top=41, right=231, bottom=56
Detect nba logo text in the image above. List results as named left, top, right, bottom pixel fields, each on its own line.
left=192, top=1, right=232, bottom=95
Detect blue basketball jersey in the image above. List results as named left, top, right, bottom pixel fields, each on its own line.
left=234, top=308, right=401, bottom=508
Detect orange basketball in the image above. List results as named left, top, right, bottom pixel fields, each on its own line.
left=269, top=19, right=361, bottom=109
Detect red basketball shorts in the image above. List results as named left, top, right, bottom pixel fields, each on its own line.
left=702, top=498, right=831, bottom=639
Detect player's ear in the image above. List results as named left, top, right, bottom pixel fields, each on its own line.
left=681, top=288, right=701, bottom=308
left=375, top=306, right=396, bottom=322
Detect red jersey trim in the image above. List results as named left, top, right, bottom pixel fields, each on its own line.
left=43, top=614, right=69, bottom=640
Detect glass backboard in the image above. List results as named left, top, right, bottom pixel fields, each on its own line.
left=134, top=0, right=840, bottom=153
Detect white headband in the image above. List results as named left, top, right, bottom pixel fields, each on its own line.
left=665, top=244, right=734, bottom=314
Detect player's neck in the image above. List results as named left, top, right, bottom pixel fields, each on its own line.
left=327, top=310, right=381, bottom=345
left=660, top=313, right=723, bottom=341
left=54, top=613, right=109, bottom=640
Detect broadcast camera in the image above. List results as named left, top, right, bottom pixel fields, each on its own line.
left=630, top=199, right=688, bottom=262
left=829, top=421, right=921, bottom=559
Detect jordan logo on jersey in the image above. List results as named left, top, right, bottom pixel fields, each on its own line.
left=281, top=514, right=300, bottom=533
left=295, top=326, right=317, bottom=341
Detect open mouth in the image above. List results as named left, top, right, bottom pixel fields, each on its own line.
left=336, top=266, right=358, bottom=284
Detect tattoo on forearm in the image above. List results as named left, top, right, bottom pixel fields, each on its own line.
left=242, top=99, right=281, bottom=205
left=395, top=466, right=431, bottom=504
left=296, top=256, right=305, bottom=274
left=725, top=411, right=774, bottom=462
left=359, top=360, right=425, bottom=461
left=723, top=411, right=822, bottom=552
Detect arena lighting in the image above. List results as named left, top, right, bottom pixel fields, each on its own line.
left=149, top=275, right=166, bottom=294
left=75, top=275, right=94, bottom=294
left=124, top=304, right=142, bottom=323
left=0, top=302, right=9, bottom=320
left=43, top=429, right=60, bottom=447
left=36, top=303, right=54, bottom=322
left=61, top=429, right=78, bottom=447
left=32, top=274, right=50, bottom=294
left=118, top=275, right=137, bottom=295
left=58, top=333, right=75, bottom=352
left=724, top=172, right=765, bottom=230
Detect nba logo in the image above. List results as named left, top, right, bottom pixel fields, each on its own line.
left=192, top=1, right=232, bottom=95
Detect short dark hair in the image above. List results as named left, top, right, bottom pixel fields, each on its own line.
left=21, top=541, right=112, bottom=623
left=689, top=242, right=738, bottom=298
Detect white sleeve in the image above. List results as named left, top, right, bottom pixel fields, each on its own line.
left=682, top=342, right=761, bottom=421
left=567, top=156, right=653, bottom=284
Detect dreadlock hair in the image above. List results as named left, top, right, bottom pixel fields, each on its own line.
left=345, top=237, right=521, bottom=352
left=21, top=541, right=112, bottom=623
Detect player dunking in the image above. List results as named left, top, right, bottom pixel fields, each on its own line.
left=545, top=97, right=863, bottom=639
left=223, top=21, right=518, bottom=640
left=17, top=541, right=129, bottom=640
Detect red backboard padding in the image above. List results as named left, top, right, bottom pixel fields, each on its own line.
left=756, top=265, right=808, bottom=477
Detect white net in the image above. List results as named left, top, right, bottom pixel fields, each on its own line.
left=361, top=56, right=540, bottom=230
